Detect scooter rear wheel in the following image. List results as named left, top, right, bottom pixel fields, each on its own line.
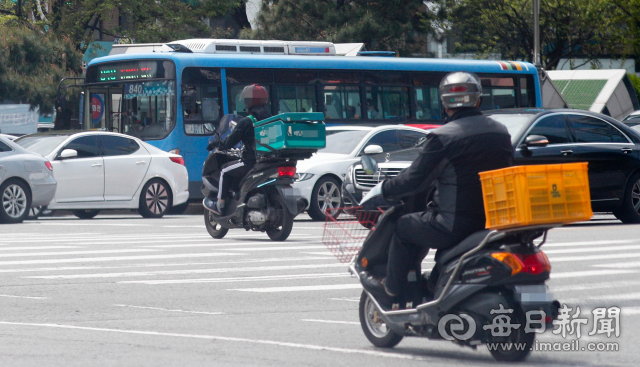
left=487, top=308, right=534, bottom=362
left=266, top=196, right=293, bottom=241
left=204, top=211, right=229, bottom=239
left=359, top=291, right=403, bottom=348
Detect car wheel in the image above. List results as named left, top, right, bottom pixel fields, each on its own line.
left=0, top=179, right=31, bottom=224
left=308, top=176, right=342, bottom=221
left=72, top=209, right=100, bottom=219
left=614, top=172, right=640, bottom=223
left=138, top=179, right=172, bottom=218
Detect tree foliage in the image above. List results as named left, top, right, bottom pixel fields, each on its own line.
left=447, top=0, right=631, bottom=70
left=241, top=0, right=431, bottom=56
left=0, top=24, right=83, bottom=113
left=0, top=0, right=241, bottom=52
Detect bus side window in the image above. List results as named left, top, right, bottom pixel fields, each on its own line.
left=275, top=85, right=316, bottom=114
left=321, top=86, right=361, bottom=120
left=479, top=77, right=517, bottom=111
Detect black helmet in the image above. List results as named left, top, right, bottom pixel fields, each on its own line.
left=439, top=72, right=482, bottom=109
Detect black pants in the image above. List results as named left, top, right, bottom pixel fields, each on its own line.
left=385, top=210, right=465, bottom=295
left=218, top=159, right=253, bottom=200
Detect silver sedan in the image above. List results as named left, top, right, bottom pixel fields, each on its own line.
left=0, top=136, right=57, bottom=223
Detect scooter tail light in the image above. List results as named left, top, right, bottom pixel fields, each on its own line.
left=169, top=156, right=185, bottom=166
left=278, top=166, right=296, bottom=177
left=516, top=251, right=552, bottom=275
left=44, top=161, right=53, bottom=171
left=491, top=252, right=523, bottom=275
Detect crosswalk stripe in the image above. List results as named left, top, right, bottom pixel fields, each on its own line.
left=229, top=284, right=361, bottom=293
left=113, top=304, right=224, bottom=315
left=29, top=263, right=347, bottom=280
left=0, top=249, right=157, bottom=258
left=0, top=253, right=243, bottom=266
left=545, top=244, right=640, bottom=255
left=550, top=270, right=637, bottom=279
left=0, top=246, right=80, bottom=251
left=594, top=261, right=640, bottom=268
left=543, top=240, right=635, bottom=247
left=301, top=319, right=359, bottom=325
left=117, top=273, right=348, bottom=285
left=550, top=280, right=640, bottom=292
left=548, top=252, right=640, bottom=262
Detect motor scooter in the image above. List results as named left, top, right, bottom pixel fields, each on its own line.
left=351, top=155, right=561, bottom=362
left=201, top=115, right=307, bottom=241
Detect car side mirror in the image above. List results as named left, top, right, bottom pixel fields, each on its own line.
left=361, top=155, right=378, bottom=175
left=363, top=145, right=383, bottom=155
left=523, top=135, right=549, bottom=148
left=59, top=149, right=78, bottom=159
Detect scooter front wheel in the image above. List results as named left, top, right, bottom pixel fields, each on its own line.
left=204, top=211, right=229, bottom=239
left=359, top=291, right=403, bottom=348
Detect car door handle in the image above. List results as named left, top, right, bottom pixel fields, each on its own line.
left=561, top=150, right=573, bottom=156
left=91, top=163, right=103, bottom=167
left=136, top=161, right=147, bottom=165
left=622, top=148, right=633, bottom=154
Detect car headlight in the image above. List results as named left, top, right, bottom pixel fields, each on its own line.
left=344, top=165, right=354, bottom=184
left=296, top=173, right=315, bottom=181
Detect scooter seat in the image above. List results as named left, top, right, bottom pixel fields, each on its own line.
left=435, top=230, right=496, bottom=265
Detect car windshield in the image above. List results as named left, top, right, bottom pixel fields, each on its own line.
left=485, top=113, right=536, bottom=143
left=14, top=135, right=69, bottom=156
left=321, top=130, right=370, bottom=154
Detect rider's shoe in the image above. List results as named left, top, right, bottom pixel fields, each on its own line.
left=203, top=198, right=225, bottom=216
left=361, top=273, right=398, bottom=309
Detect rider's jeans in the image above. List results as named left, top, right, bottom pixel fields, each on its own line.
left=385, top=210, right=464, bottom=295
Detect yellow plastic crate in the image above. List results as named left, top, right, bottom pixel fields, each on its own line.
left=479, top=163, right=593, bottom=229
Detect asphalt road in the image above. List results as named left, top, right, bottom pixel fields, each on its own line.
left=0, top=213, right=637, bottom=367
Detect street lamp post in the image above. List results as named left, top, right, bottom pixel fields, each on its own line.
left=533, top=0, right=541, bottom=67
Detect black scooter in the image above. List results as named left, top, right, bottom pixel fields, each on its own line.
left=201, top=115, right=307, bottom=241
left=352, top=155, right=560, bottom=362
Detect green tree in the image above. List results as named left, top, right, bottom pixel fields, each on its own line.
left=0, top=24, right=83, bottom=113
left=447, top=0, right=631, bottom=70
left=0, top=0, right=241, bottom=52
left=241, top=0, right=432, bottom=56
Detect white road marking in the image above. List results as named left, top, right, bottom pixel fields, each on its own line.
left=563, top=292, right=640, bottom=303
left=301, top=319, right=359, bottom=325
left=0, top=257, right=336, bottom=273
left=142, top=241, right=306, bottom=249
left=298, top=252, right=334, bottom=256
left=29, top=263, right=348, bottom=280
left=118, top=273, right=348, bottom=285
left=549, top=252, right=640, bottom=262
left=544, top=244, right=640, bottom=255
left=594, top=261, right=640, bottom=268
left=543, top=240, right=635, bottom=247
left=550, top=270, right=637, bottom=279
left=0, top=246, right=80, bottom=251
left=329, top=297, right=360, bottom=303
left=113, top=304, right=224, bottom=315
left=0, top=321, right=429, bottom=361
left=622, top=307, right=640, bottom=316
left=33, top=222, right=153, bottom=227
left=550, top=280, right=640, bottom=292
left=0, top=294, right=49, bottom=300
left=0, top=249, right=158, bottom=258
left=229, top=284, right=362, bottom=293
left=0, top=253, right=243, bottom=266
left=0, top=234, right=213, bottom=244
left=223, top=245, right=326, bottom=252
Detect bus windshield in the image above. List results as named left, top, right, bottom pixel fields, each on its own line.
left=85, top=60, right=177, bottom=140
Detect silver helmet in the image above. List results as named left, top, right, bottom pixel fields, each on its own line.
left=439, top=72, right=482, bottom=109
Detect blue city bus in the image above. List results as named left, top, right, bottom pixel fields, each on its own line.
left=83, top=45, right=541, bottom=200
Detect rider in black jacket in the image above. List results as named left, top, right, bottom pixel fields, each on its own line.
left=362, top=72, right=514, bottom=305
left=204, top=84, right=271, bottom=215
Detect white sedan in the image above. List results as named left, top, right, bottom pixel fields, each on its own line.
left=294, top=125, right=429, bottom=221
left=15, top=131, right=189, bottom=219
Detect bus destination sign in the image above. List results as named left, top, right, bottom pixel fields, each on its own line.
left=97, top=62, right=157, bottom=81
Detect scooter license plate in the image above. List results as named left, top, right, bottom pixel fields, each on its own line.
left=515, top=285, right=554, bottom=303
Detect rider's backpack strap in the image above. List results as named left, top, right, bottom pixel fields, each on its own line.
left=247, top=115, right=258, bottom=125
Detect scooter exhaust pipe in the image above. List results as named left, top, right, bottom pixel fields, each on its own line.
left=296, top=198, right=308, bottom=215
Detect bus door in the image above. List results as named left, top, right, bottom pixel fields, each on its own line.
left=87, top=89, right=108, bottom=130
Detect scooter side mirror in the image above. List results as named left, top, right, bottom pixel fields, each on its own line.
left=361, top=155, right=378, bottom=175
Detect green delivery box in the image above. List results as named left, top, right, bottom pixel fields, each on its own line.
left=253, top=112, right=326, bottom=156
